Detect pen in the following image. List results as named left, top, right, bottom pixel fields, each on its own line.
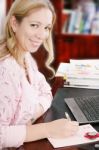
left=94, top=144, right=99, bottom=149
left=65, top=112, right=71, bottom=120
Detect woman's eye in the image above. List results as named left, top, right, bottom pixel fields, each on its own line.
left=45, top=26, right=51, bottom=31
left=30, top=24, right=39, bottom=28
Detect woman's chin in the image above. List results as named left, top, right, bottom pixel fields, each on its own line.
left=29, top=48, right=39, bottom=53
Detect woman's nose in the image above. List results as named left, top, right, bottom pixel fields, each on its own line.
left=35, top=28, right=47, bottom=40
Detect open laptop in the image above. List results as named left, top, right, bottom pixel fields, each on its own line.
left=64, top=95, right=99, bottom=124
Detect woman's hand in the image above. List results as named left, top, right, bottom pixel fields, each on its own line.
left=46, top=118, right=79, bottom=138
left=25, top=118, right=79, bottom=142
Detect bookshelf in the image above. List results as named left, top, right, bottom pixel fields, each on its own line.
left=51, top=0, right=99, bottom=70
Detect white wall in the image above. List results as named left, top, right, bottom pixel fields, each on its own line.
left=0, top=0, right=6, bottom=35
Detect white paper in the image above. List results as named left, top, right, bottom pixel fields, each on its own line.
left=48, top=124, right=99, bottom=148
left=55, top=62, right=70, bottom=78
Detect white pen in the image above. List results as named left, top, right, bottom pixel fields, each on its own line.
left=65, top=112, right=71, bottom=120
left=94, top=144, right=99, bottom=149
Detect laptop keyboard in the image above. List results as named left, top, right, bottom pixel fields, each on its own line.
left=74, top=95, right=99, bottom=121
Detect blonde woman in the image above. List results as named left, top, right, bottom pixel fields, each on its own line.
left=0, top=0, right=79, bottom=149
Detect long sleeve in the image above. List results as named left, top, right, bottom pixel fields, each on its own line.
left=0, top=60, right=26, bottom=149
left=0, top=125, right=26, bottom=149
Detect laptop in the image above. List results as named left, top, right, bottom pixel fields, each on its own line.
left=64, top=95, right=99, bottom=124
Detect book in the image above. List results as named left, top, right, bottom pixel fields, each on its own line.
left=48, top=124, right=99, bottom=148
left=67, top=6, right=83, bottom=34
left=67, top=10, right=77, bottom=33
left=62, top=9, right=72, bottom=33
left=75, top=0, right=96, bottom=34
left=55, top=59, right=99, bottom=89
left=73, top=6, right=83, bottom=34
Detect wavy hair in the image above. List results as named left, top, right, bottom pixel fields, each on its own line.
left=0, top=0, right=56, bottom=75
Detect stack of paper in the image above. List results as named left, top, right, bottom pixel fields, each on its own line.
left=55, top=59, right=99, bottom=89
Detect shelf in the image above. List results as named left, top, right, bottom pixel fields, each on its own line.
left=54, top=33, right=99, bottom=38
left=50, top=0, right=99, bottom=70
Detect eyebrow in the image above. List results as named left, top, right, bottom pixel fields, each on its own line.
left=30, top=21, right=52, bottom=26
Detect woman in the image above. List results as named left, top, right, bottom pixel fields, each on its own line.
left=0, top=0, right=79, bottom=149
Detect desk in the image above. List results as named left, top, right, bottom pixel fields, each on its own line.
left=20, top=85, right=99, bottom=150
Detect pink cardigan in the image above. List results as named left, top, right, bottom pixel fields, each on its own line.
left=0, top=53, right=53, bottom=149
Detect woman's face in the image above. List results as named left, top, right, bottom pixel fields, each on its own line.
left=10, top=7, right=53, bottom=53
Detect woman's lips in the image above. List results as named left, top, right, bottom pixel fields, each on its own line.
left=29, top=39, right=41, bottom=46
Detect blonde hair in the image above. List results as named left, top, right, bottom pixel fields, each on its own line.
left=0, top=0, right=56, bottom=75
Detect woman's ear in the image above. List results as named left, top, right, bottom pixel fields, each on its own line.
left=10, top=16, right=18, bottom=33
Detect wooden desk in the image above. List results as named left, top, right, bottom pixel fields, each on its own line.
left=23, top=139, right=82, bottom=150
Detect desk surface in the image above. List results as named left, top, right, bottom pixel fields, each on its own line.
left=22, top=87, right=99, bottom=150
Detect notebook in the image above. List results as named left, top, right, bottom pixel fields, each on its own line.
left=64, top=95, right=99, bottom=124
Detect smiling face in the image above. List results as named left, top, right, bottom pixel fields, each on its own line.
left=10, top=7, right=53, bottom=53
